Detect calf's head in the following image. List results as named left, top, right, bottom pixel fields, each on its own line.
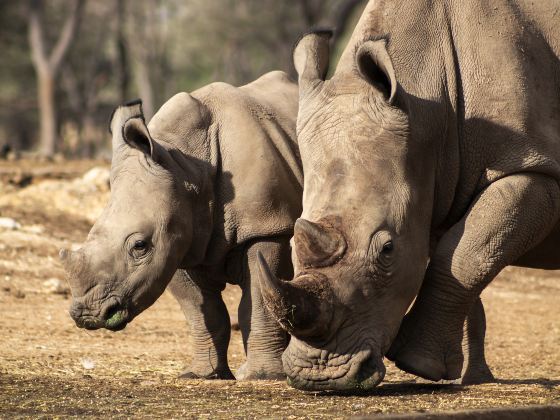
left=61, top=100, right=206, bottom=331
left=258, top=32, right=435, bottom=390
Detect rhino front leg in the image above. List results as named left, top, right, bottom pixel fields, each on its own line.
left=168, top=269, right=235, bottom=380
left=460, top=297, right=495, bottom=384
left=236, top=237, right=291, bottom=380
left=388, top=173, right=560, bottom=382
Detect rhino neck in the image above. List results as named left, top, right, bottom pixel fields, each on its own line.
left=169, top=139, right=218, bottom=270
left=337, top=1, right=466, bottom=235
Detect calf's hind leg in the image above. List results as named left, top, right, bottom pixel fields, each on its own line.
left=236, top=237, right=291, bottom=380
left=460, top=297, right=495, bottom=384
left=388, top=173, right=560, bottom=382
left=168, top=269, right=235, bottom=379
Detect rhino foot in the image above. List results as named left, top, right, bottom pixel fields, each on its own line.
left=461, top=363, right=495, bottom=385
left=392, top=349, right=463, bottom=382
left=178, top=367, right=235, bottom=380
left=235, top=361, right=285, bottom=381
left=387, top=309, right=465, bottom=382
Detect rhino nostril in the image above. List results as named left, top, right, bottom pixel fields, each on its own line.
left=69, top=303, right=84, bottom=321
left=354, top=355, right=385, bottom=388
left=100, top=301, right=121, bottom=321
left=83, top=319, right=97, bottom=330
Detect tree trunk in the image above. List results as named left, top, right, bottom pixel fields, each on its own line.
left=116, top=0, right=130, bottom=103
left=27, top=0, right=85, bottom=156
left=37, top=71, right=57, bottom=156
left=135, top=58, right=154, bottom=121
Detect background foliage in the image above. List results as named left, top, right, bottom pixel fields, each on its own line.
left=0, top=0, right=365, bottom=157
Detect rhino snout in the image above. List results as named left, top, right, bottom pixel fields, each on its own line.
left=69, top=297, right=129, bottom=331
left=282, top=340, right=386, bottom=391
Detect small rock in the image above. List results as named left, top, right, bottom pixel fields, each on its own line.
left=11, top=289, right=25, bottom=299
left=42, top=278, right=70, bottom=295
left=80, top=358, right=96, bottom=370
left=81, top=167, right=110, bottom=188
left=25, top=225, right=44, bottom=234
left=230, top=315, right=240, bottom=331
left=0, top=143, right=11, bottom=159
left=8, top=172, right=32, bottom=188
left=0, top=217, right=21, bottom=230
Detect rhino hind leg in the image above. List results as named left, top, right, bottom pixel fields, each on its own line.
left=236, top=237, right=291, bottom=380
left=168, top=270, right=235, bottom=380
left=388, top=173, right=560, bottom=383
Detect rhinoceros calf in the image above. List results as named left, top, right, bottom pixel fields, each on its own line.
left=257, top=0, right=560, bottom=391
left=60, top=71, right=302, bottom=380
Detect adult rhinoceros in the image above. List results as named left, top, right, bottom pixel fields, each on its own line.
left=257, top=0, right=560, bottom=391
left=60, top=71, right=302, bottom=380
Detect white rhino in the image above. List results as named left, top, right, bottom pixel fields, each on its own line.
left=258, top=1, right=560, bottom=390
left=60, top=71, right=302, bottom=380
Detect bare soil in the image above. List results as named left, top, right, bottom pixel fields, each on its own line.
left=0, top=160, right=559, bottom=418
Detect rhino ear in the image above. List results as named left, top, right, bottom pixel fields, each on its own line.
left=122, top=117, right=157, bottom=159
left=356, top=39, right=397, bottom=104
left=110, top=99, right=160, bottom=162
left=293, top=29, right=333, bottom=87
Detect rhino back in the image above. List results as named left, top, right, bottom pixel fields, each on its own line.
left=336, top=0, right=560, bottom=226
left=197, top=73, right=302, bottom=252
left=148, top=74, right=301, bottom=259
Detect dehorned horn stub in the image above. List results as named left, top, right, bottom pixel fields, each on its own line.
left=256, top=251, right=333, bottom=337
left=59, top=248, right=85, bottom=277
left=294, top=218, right=346, bottom=268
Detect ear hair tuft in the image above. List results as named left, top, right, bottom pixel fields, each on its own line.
left=108, top=99, right=144, bottom=135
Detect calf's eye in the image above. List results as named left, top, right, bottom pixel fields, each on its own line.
left=133, top=240, right=147, bottom=250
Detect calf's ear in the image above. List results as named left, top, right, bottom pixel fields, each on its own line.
left=356, top=39, right=397, bottom=104
left=122, top=117, right=157, bottom=159
left=110, top=99, right=161, bottom=163
left=293, top=29, right=333, bottom=88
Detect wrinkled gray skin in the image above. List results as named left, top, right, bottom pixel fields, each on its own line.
left=60, top=71, right=302, bottom=380
left=257, top=1, right=560, bottom=391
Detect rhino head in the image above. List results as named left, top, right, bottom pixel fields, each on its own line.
left=257, top=32, right=434, bottom=390
left=60, top=99, right=210, bottom=331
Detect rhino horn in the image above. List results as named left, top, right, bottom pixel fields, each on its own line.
left=257, top=251, right=333, bottom=336
left=59, top=248, right=84, bottom=276
left=294, top=218, right=346, bottom=268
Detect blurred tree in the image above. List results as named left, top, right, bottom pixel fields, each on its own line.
left=28, top=0, right=85, bottom=156
left=115, top=0, right=130, bottom=103
left=0, top=2, right=36, bottom=152
left=1, top=0, right=366, bottom=157
left=61, top=2, right=114, bottom=157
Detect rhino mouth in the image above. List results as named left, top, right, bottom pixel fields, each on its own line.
left=282, top=338, right=386, bottom=391
left=102, top=304, right=129, bottom=331
left=70, top=296, right=130, bottom=331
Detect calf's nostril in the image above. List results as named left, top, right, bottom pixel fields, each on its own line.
left=69, top=303, right=84, bottom=321
left=101, top=302, right=121, bottom=321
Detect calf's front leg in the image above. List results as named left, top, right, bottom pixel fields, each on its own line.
left=236, top=237, right=291, bottom=380
left=388, top=173, right=560, bottom=381
left=168, top=269, right=235, bottom=379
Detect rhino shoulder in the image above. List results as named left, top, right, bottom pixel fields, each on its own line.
left=148, top=92, right=211, bottom=146
left=239, top=71, right=298, bottom=119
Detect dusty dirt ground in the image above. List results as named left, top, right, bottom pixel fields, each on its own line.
left=0, top=160, right=559, bottom=418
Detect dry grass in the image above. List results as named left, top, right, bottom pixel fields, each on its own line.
left=0, top=160, right=558, bottom=418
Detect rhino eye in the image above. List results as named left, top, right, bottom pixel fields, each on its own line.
left=129, top=238, right=150, bottom=259
left=133, top=240, right=147, bottom=250
left=381, top=241, right=393, bottom=254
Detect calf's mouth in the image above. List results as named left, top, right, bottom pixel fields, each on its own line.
left=70, top=296, right=129, bottom=331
